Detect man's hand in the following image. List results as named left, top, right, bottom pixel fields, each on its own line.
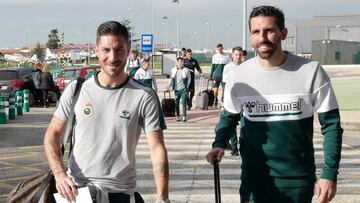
left=54, top=171, right=78, bottom=202
left=314, top=179, right=337, bottom=203
left=206, top=147, right=225, bottom=165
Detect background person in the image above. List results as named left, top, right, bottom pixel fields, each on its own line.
left=38, top=64, right=54, bottom=108
left=184, top=48, right=203, bottom=110
left=44, top=21, right=170, bottom=203
left=32, top=62, right=43, bottom=106
left=125, top=50, right=141, bottom=78
left=210, top=43, right=231, bottom=107
left=168, top=57, right=191, bottom=122
left=134, top=59, right=158, bottom=91
left=221, top=46, right=244, bottom=156
left=207, top=5, right=343, bottom=203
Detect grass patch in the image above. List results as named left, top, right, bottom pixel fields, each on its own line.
left=331, top=77, right=360, bottom=111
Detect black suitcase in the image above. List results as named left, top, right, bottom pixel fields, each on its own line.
left=161, top=91, right=175, bottom=117
left=207, top=89, right=215, bottom=107
left=213, top=158, right=221, bottom=203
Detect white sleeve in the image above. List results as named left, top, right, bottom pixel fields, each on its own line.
left=134, top=69, right=141, bottom=80
left=311, top=65, right=339, bottom=113
left=223, top=75, right=243, bottom=114
left=151, top=70, right=158, bottom=91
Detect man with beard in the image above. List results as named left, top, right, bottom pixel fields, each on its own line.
left=206, top=6, right=342, bottom=203
left=44, top=21, right=170, bottom=203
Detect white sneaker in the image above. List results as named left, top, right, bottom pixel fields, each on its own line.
left=182, top=116, right=187, bottom=122
left=176, top=115, right=181, bottom=121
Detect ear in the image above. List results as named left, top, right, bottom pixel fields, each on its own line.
left=127, top=41, right=131, bottom=57
left=95, top=45, right=99, bottom=57
left=280, top=28, right=288, bottom=40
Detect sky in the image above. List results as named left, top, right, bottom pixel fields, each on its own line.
left=1, top=0, right=359, bottom=50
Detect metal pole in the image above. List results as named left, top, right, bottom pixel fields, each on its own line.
left=226, top=23, right=231, bottom=51
left=206, top=22, right=210, bottom=49
left=176, top=1, right=180, bottom=56
left=87, top=18, right=91, bottom=65
left=242, top=0, right=247, bottom=50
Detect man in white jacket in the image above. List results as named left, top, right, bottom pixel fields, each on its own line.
left=169, top=57, right=191, bottom=122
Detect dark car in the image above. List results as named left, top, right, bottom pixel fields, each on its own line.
left=0, top=67, right=33, bottom=98
left=0, top=66, right=58, bottom=106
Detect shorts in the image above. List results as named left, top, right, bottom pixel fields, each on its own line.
left=212, top=77, right=222, bottom=88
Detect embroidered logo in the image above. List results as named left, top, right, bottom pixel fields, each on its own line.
left=119, top=110, right=130, bottom=120
left=82, top=103, right=93, bottom=118
left=244, top=102, right=256, bottom=113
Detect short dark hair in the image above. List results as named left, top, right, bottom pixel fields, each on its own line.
left=96, top=21, right=130, bottom=44
left=242, top=50, right=248, bottom=56
left=142, top=59, right=150, bottom=63
left=216, top=43, right=223, bottom=48
left=177, top=56, right=184, bottom=61
left=249, top=5, right=285, bottom=30
left=186, top=49, right=192, bottom=53
left=232, top=46, right=243, bottom=53
left=181, top=47, right=186, bottom=51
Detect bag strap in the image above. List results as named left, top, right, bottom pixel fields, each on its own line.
left=61, top=77, right=85, bottom=156
left=32, top=171, right=54, bottom=203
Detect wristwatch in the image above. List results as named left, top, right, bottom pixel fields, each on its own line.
left=156, top=199, right=171, bottom=203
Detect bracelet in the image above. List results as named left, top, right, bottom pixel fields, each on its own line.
left=156, top=199, right=171, bottom=203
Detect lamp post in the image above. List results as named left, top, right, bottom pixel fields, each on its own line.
left=226, top=23, right=231, bottom=51
left=172, top=0, right=180, bottom=56
left=163, top=16, right=168, bottom=49
left=205, top=22, right=210, bottom=50
left=87, top=18, right=91, bottom=65
left=242, top=0, right=247, bottom=50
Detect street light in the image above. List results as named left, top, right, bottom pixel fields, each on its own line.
left=226, top=23, right=231, bottom=51
left=205, top=22, right=210, bottom=49
left=163, top=16, right=168, bottom=49
left=242, top=0, right=247, bottom=49
left=87, top=18, right=92, bottom=65
left=172, top=0, right=180, bottom=56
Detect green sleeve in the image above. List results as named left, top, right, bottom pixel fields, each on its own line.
left=212, top=109, right=240, bottom=149
left=210, top=64, right=215, bottom=78
left=183, top=78, right=188, bottom=90
left=318, top=108, right=343, bottom=181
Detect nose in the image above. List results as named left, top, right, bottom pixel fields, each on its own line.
left=108, top=49, right=115, bottom=62
left=259, top=30, right=269, bottom=42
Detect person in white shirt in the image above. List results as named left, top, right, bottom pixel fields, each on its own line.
left=134, top=59, right=158, bottom=91
left=168, top=57, right=191, bottom=122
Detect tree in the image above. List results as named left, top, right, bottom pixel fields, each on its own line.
left=33, top=42, right=44, bottom=62
left=120, top=18, right=135, bottom=40
left=47, top=29, right=60, bottom=49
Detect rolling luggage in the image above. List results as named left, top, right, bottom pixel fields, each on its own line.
left=213, top=158, right=221, bottom=203
left=161, top=90, right=175, bottom=117
left=195, top=77, right=209, bottom=110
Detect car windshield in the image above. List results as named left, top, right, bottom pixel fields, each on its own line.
left=0, top=71, right=17, bottom=80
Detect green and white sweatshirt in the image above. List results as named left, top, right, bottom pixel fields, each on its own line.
left=210, top=53, right=231, bottom=79
left=213, top=52, right=343, bottom=187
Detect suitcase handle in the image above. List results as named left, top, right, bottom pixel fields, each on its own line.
left=163, top=90, right=171, bottom=99
left=213, top=157, right=221, bottom=203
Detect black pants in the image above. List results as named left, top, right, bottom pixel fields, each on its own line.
left=41, top=89, right=48, bottom=107
left=93, top=192, right=144, bottom=203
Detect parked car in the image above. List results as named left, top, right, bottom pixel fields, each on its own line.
left=0, top=66, right=58, bottom=106
left=0, top=66, right=33, bottom=98
left=55, top=66, right=100, bottom=92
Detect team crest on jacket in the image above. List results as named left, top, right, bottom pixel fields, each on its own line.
left=82, top=103, right=93, bottom=118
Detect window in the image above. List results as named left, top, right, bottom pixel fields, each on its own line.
left=335, top=51, right=341, bottom=61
